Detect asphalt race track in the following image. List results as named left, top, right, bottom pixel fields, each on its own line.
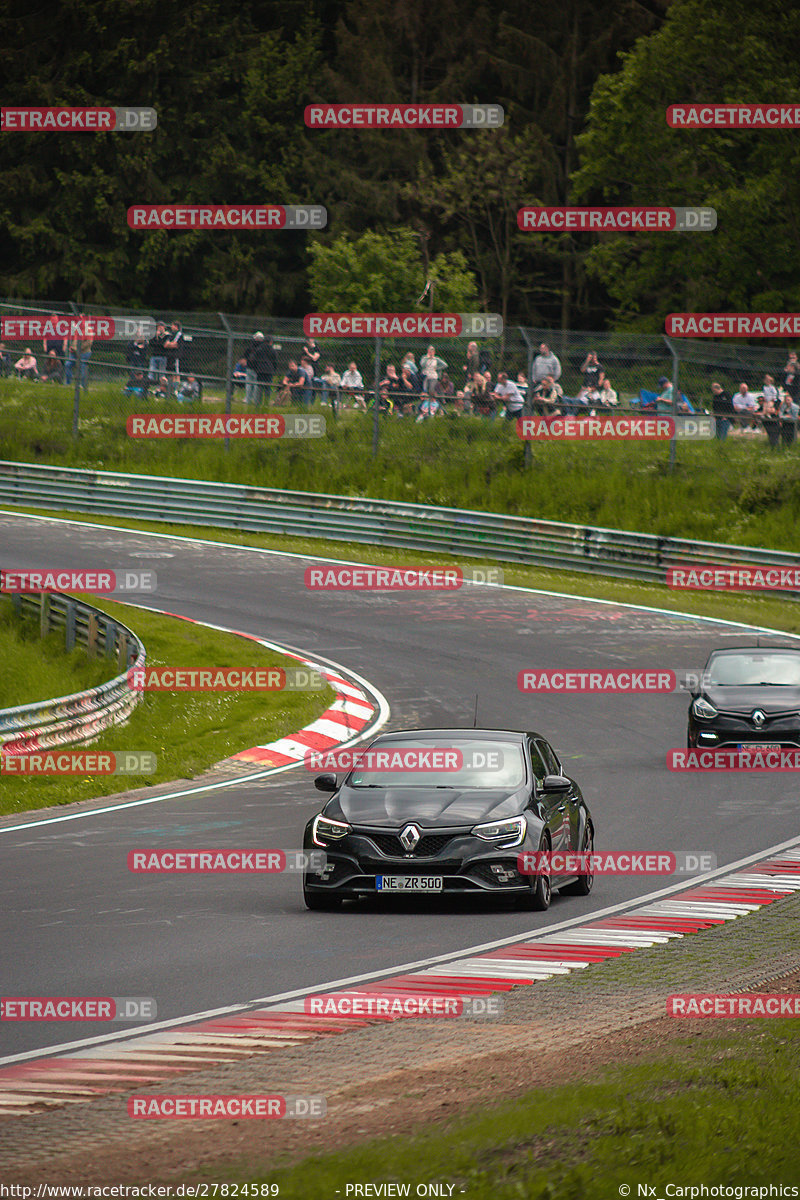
left=2, top=512, right=798, bottom=1062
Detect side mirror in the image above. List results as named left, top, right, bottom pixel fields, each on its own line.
left=542, top=774, right=571, bottom=794
left=314, top=773, right=338, bottom=793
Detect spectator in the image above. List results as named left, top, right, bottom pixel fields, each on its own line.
left=232, top=356, right=248, bottom=392
left=470, top=371, right=495, bottom=419
left=562, top=385, right=592, bottom=415
left=733, top=382, right=759, bottom=432
left=710, top=382, right=735, bottom=441
left=123, top=370, right=148, bottom=399
left=164, top=321, right=182, bottom=392
left=762, top=374, right=778, bottom=411
left=656, top=375, right=673, bottom=405
left=463, top=341, right=480, bottom=379
left=152, top=375, right=170, bottom=400
left=492, top=371, right=525, bottom=421
left=779, top=391, right=799, bottom=447
left=536, top=375, right=564, bottom=416
left=280, top=359, right=305, bottom=404
left=299, top=355, right=315, bottom=408
left=515, top=372, right=529, bottom=403
left=783, top=352, right=800, bottom=399
left=580, top=350, right=604, bottom=389
left=302, top=336, right=322, bottom=374
left=40, top=349, right=64, bottom=383
left=434, top=370, right=455, bottom=408
left=760, top=388, right=781, bottom=448
left=419, top=344, right=448, bottom=395
left=176, top=373, right=200, bottom=403
left=14, top=348, right=38, bottom=380
left=148, top=321, right=168, bottom=382
left=400, top=352, right=421, bottom=389
left=244, top=332, right=264, bottom=405
left=416, top=394, right=442, bottom=421
left=0, top=344, right=11, bottom=377
left=398, top=366, right=418, bottom=415
left=599, top=378, right=618, bottom=407
left=531, top=342, right=562, bottom=386
left=127, top=333, right=149, bottom=385
left=380, top=364, right=402, bottom=405
left=43, top=328, right=66, bottom=365
left=340, top=361, right=365, bottom=410
left=251, top=333, right=277, bottom=407
left=321, top=364, right=341, bottom=411
left=64, top=317, right=93, bottom=390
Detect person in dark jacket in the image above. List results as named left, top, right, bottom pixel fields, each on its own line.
left=250, top=334, right=277, bottom=408
left=710, top=381, right=735, bottom=441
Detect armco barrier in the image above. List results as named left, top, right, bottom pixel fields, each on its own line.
left=0, top=591, right=145, bottom=753
left=0, top=459, right=799, bottom=590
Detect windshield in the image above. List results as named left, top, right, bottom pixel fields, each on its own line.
left=706, top=653, right=800, bottom=686
left=348, top=739, right=526, bottom=789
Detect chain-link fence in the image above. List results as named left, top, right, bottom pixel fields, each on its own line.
left=1, top=297, right=798, bottom=455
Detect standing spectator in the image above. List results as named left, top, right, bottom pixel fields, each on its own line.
left=710, top=382, right=735, bottom=441
left=340, top=362, right=365, bottom=410
left=14, top=348, right=39, bottom=380
left=164, top=321, right=182, bottom=392
left=463, top=341, right=480, bottom=380
left=733, top=382, right=759, bottom=432
left=302, top=337, right=322, bottom=374
left=762, top=373, right=778, bottom=411
left=783, top=352, right=800, bottom=399
left=492, top=372, right=525, bottom=421
left=599, top=378, right=618, bottom=407
left=580, top=350, right=604, bottom=389
left=64, top=318, right=93, bottom=390
left=0, top=344, right=11, bottom=377
left=252, top=334, right=277, bottom=407
left=280, top=359, right=305, bottom=404
left=779, top=391, right=799, bottom=447
left=127, top=333, right=149, bottom=385
left=531, top=342, right=562, bottom=387
left=299, top=355, right=315, bottom=408
left=244, top=332, right=264, bottom=405
left=400, top=352, right=421, bottom=389
left=43, top=328, right=66, bottom=366
left=418, top=345, right=448, bottom=395
left=397, top=366, right=417, bottom=416
left=760, top=388, right=781, bottom=448
left=40, top=350, right=64, bottom=383
left=379, top=364, right=402, bottom=405
left=465, top=371, right=491, bottom=417
left=148, top=321, right=168, bottom=382
left=320, top=364, right=341, bottom=412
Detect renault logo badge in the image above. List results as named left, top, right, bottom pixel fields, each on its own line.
left=752, top=709, right=766, bottom=728
left=399, top=823, right=421, bottom=851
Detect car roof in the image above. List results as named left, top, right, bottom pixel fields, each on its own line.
left=369, top=728, right=533, bottom=744
left=707, top=646, right=800, bottom=657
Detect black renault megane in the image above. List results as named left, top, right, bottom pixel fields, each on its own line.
left=302, top=728, right=594, bottom=911
left=687, top=646, right=800, bottom=749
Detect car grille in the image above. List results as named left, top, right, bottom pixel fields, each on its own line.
left=360, top=858, right=463, bottom=875
left=365, top=832, right=456, bottom=857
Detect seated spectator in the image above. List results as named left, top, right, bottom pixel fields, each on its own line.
left=176, top=374, right=200, bottom=403
left=515, top=372, right=529, bottom=402
left=380, top=364, right=402, bottom=404
left=340, top=361, right=366, bottom=410
left=562, top=385, right=592, bottom=415
left=779, top=391, right=799, bottom=446
left=655, top=375, right=673, bottom=405
left=152, top=375, right=170, bottom=400
left=491, top=371, right=525, bottom=420
left=762, top=373, right=778, bottom=410
left=733, top=382, right=759, bottom=431
left=123, top=370, right=148, bottom=398
left=280, top=359, right=305, bottom=405
left=368, top=390, right=395, bottom=415
left=14, top=349, right=38, bottom=380
left=580, top=350, right=604, bottom=389
left=232, top=356, right=248, bottom=392
left=43, top=330, right=66, bottom=364
left=599, top=378, right=618, bottom=407
left=419, top=344, right=448, bottom=395
left=416, top=394, right=442, bottom=421
left=40, top=349, right=64, bottom=383
left=469, top=371, right=495, bottom=418
left=434, top=371, right=455, bottom=406
left=536, top=375, right=564, bottom=415
left=0, top=344, right=10, bottom=377
left=127, top=334, right=149, bottom=379
left=321, top=364, right=341, bottom=409
left=760, top=389, right=780, bottom=448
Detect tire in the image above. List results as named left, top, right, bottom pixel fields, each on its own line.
left=687, top=728, right=696, bottom=749
left=563, top=824, right=594, bottom=896
left=303, top=884, right=343, bottom=911
left=517, top=835, right=551, bottom=911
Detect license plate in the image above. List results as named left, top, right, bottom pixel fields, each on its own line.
left=376, top=876, right=443, bottom=892
left=736, top=743, right=782, bottom=750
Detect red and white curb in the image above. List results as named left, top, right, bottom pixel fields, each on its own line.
left=2, top=846, right=799, bottom=1116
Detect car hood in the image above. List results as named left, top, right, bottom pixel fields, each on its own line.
left=702, top=684, right=800, bottom=714
left=329, top=784, right=527, bottom=827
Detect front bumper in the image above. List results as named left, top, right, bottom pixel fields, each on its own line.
left=690, top=712, right=800, bottom=748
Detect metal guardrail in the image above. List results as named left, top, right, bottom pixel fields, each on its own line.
left=0, top=459, right=799, bottom=592
left=0, top=589, right=145, bottom=752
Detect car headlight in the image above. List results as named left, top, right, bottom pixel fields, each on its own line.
left=311, top=814, right=352, bottom=846
left=692, top=696, right=719, bottom=720
left=471, top=816, right=527, bottom=847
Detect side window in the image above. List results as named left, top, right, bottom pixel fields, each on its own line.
left=527, top=739, right=547, bottom=786
left=537, top=739, right=561, bottom=777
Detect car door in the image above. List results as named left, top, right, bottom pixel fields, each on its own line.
left=526, top=736, right=569, bottom=860
left=537, top=737, right=581, bottom=851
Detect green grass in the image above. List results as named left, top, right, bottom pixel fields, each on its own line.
left=0, top=595, right=117, bottom=708
left=0, top=595, right=334, bottom=815
left=187, top=1022, right=800, bottom=1193
left=5, top=378, right=800, bottom=552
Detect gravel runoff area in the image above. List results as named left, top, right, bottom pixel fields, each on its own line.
left=2, top=889, right=800, bottom=1184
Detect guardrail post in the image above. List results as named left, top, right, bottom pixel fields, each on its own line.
left=104, top=619, right=115, bottom=659
left=117, top=632, right=128, bottom=672
left=40, top=593, right=50, bottom=637
left=64, top=600, right=76, bottom=651
left=87, top=611, right=98, bottom=658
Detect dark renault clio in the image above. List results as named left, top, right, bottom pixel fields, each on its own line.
left=687, top=646, right=800, bottom=749
left=302, top=728, right=594, bottom=911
